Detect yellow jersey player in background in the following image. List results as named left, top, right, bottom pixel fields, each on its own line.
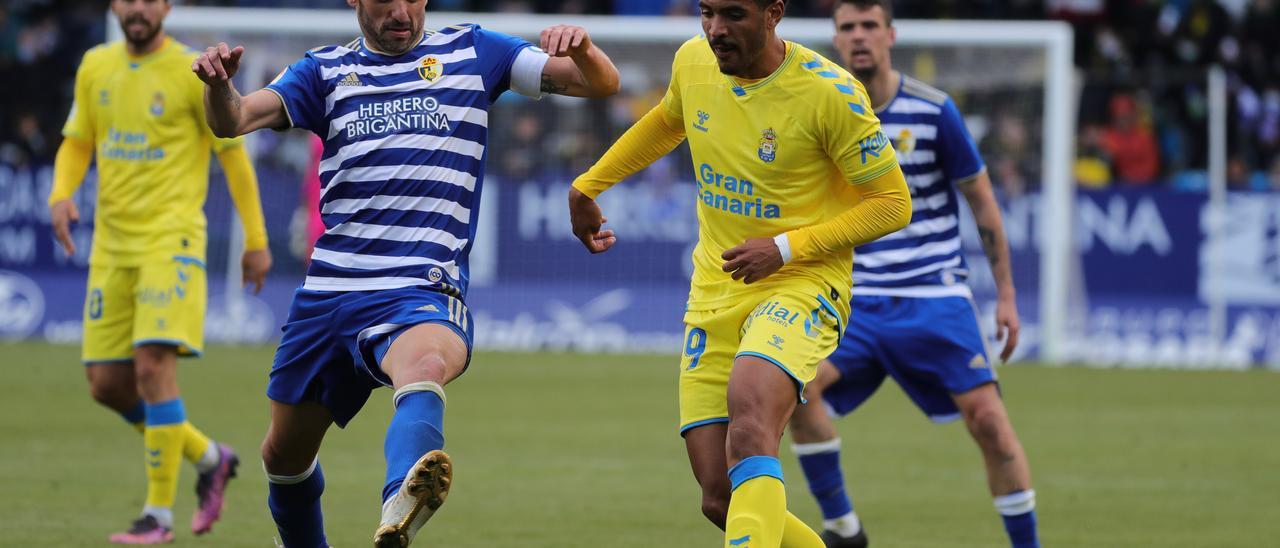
left=568, top=1, right=910, bottom=547
left=47, top=0, right=271, bottom=543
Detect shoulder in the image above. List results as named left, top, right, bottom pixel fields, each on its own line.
left=788, top=46, right=870, bottom=112
left=886, top=75, right=950, bottom=116
left=425, top=23, right=486, bottom=46
left=79, top=42, right=119, bottom=71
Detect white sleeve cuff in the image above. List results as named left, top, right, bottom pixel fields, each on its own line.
left=510, top=46, right=550, bottom=99
left=773, top=233, right=792, bottom=264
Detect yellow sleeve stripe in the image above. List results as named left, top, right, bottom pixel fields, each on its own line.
left=848, top=159, right=899, bottom=185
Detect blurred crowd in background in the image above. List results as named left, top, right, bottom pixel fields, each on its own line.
left=3, top=0, right=1279, bottom=193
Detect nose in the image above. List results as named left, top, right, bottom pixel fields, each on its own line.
left=704, top=15, right=729, bottom=40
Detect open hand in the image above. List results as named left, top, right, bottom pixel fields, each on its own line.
left=721, top=238, right=784, bottom=284
left=568, top=187, right=616, bottom=254
left=192, top=42, right=245, bottom=85
left=50, top=199, right=79, bottom=257
left=241, top=248, right=272, bottom=295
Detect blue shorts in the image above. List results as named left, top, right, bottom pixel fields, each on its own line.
left=822, top=295, right=994, bottom=423
left=267, top=286, right=473, bottom=427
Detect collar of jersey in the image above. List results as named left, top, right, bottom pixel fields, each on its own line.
left=726, top=41, right=797, bottom=97
left=873, top=70, right=903, bottom=115
left=123, top=36, right=174, bottom=66
left=356, top=33, right=430, bottom=61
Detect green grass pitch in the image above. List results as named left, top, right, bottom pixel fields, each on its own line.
left=1, top=342, right=1276, bottom=547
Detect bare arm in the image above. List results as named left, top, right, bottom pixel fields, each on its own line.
left=538, top=25, right=620, bottom=98
left=957, top=169, right=1020, bottom=361
left=192, top=43, right=288, bottom=138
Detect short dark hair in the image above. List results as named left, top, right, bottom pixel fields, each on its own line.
left=835, top=0, right=893, bottom=26
left=754, top=0, right=789, bottom=8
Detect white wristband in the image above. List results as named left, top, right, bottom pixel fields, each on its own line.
left=773, top=233, right=792, bottom=264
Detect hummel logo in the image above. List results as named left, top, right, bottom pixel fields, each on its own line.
left=416, top=304, right=440, bottom=313
left=337, top=72, right=363, bottom=87
left=694, top=110, right=711, bottom=132
left=729, top=535, right=751, bottom=546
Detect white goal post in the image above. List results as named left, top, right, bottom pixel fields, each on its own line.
left=109, top=8, right=1075, bottom=361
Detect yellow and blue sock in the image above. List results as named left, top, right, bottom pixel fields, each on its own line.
left=142, top=399, right=187, bottom=527
left=794, top=438, right=861, bottom=536
left=780, top=512, right=825, bottom=548
left=995, top=489, right=1039, bottom=548
left=120, top=401, right=146, bottom=433
left=267, top=459, right=328, bottom=548
left=122, top=401, right=219, bottom=472
left=725, top=456, right=787, bottom=548
left=382, top=382, right=446, bottom=502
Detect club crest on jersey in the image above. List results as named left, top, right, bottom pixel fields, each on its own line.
left=895, top=128, right=915, bottom=156
left=150, top=92, right=165, bottom=116
left=418, top=56, right=441, bottom=82
left=757, top=128, right=778, bottom=163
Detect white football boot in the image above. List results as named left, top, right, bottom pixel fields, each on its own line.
left=373, top=450, right=452, bottom=548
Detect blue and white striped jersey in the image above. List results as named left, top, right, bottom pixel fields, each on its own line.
left=852, top=75, right=985, bottom=298
left=267, top=24, right=548, bottom=296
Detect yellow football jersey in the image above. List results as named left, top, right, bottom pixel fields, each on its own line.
left=661, top=37, right=900, bottom=312
left=62, top=37, right=244, bottom=266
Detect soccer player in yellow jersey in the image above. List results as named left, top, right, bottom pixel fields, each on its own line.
left=47, top=0, right=271, bottom=543
left=569, top=1, right=910, bottom=546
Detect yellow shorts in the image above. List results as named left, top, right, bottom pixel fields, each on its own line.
left=82, top=256, right=207, bottom=363
left=677, top=283, right=848, bottom=434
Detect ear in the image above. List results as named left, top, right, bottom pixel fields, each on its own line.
left=887, top=24, right=896, bottom=47
left=766, top=0, right=786, bottom=27
left=347, top=0, right=358, bottom=8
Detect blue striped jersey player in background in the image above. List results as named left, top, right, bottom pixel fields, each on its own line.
left=191, top=0, right=620, bottom=545
left=787, top=2, right=1039, bottom=547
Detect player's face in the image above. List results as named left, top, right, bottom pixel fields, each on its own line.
left=351, top=0, right=427, bottom=56
left=699, top=0, right=784, bottom=77
left=833, top=3, right=894, bottom=80
left=111, top=0, right=169, bottom=48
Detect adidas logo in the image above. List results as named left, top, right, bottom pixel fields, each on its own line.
left=337, top=72, right=362, bottom=87
left=416, top=304, right=440, bottom=313
left=969, top=353, right=988, bottom=368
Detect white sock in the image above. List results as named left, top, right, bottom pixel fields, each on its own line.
left=142, top=506, right=173, bottom=528
left=195, top=441, right=221, bottom=474
left=824, top=510, right=862, bottom=537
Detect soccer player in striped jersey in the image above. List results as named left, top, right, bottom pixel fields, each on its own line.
left=49, top=0, right=270, bottom=543
left=787, top=2, right=1039, bottom=547
left=193, top=0, right=619, bottom=545
left=570, top=1, right=911, bottom=547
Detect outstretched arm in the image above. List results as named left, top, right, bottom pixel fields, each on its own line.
left=568, top=105, right=686, bottom=253
left=538, top=25, right=620, bottom=98
left=193, top=43, right=288, bottom=138
left=958, top=170, right=1019, bottom=361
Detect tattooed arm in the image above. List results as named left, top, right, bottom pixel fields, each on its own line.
left=957, top=170, right=1020, bottom=361
left=537, top=25, right=620, bottom=98
left=193, top=42, right=287, bottom=137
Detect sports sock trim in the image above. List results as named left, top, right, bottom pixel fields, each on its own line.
left=120, top=401, right=146, bottom=425
left=994, top=489, right=1036, bottom=516
left=266, top=458, right=319, bottom=485
left=728, top=455, right=784, bottom=491
left=393, top=381, right=446, bottom=408
left=145, top=399, right=185, bottom=426
left=792, top=437, right=841, bottom=455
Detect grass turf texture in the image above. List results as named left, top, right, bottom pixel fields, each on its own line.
left=1, top=342, right=1276, bottom=547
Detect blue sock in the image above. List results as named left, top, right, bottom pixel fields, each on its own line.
left=119, top=401, right=146, bottom=426
left=795, top=439, right=853, bottom=520
left=382, top=387, right=445, bottom=502
left=267, top=460, right=328, bottom=548
left=995, top=490, right=1039, bottom=548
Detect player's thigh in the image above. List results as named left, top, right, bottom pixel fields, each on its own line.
left=677, top=306, right=748, bottom=435
left=881, top=297, right=995, bottom=422
left=134, top=257, right=207, bottom=357
left=735, top=289, right=845, bottom=405
left=379, top=322, right=469, bottom=389
left=263, top=400, right=334, bottom=475
left=82, top=265, right=137, bottom=363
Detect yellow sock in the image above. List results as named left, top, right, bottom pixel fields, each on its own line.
left=725, top=456, right=788, bottom=548
left=143, top=400, right=187, bottom=510
left=181, top=421, right=213, bottom=464
left=780, top=512, right=825, bottom=548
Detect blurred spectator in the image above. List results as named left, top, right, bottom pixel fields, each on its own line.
left=1075, top=124, right=1112, bottom=189
left=1101, top=93, right=1161, bottom=186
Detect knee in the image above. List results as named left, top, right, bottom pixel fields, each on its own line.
left=132, top=346, right=172, bottom=384
left=726, top=417, right=776, bottom=461
left=88, top=379, right=135, bottom=410
left=964, top=402, right=1014, bottom=453
left=393, top=351, right=449, bottom=386
left=261, top=436, right=311, bottom=476
left=700, top=493, right=729, bottom=529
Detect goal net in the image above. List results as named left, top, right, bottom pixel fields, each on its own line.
left=123, top=8, right=1075, bottom=360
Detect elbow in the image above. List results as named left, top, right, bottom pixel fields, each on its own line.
left=211, top=124, right=239, bottom=139
left=891, top=192, right=912, bottom=231
left=588, top=76, right=621, bottom=99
